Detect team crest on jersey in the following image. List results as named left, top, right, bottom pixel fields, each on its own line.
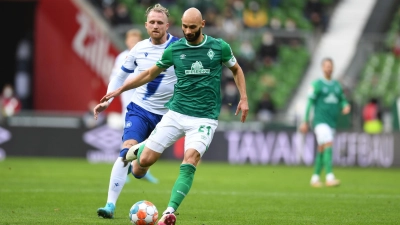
left=207, top=49, right=215, bottom=60
left=180, top=54, right=186, bottom=59
left=324, top=93, right=338, bottom=104
left=144, top=52, right=148, bottom=57
left=185, top=61, right=210, bottom=74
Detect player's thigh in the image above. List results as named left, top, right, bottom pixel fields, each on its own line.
left=146, top=111, right=185, bottom=154
left=314, top=123, right=335, bottom=145
left=122, top=103, right=162, bottom=143
left=184, top=116, right=218, bottom=157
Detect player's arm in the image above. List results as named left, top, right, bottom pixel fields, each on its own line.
left=299, top=82, right=318, bottom=133
left=94, top=49, right=137, bottom=119
left=106, top=47, right=139, bottom=104
left=221, top=39, right=249, bottom=123
left=338, top=83, right=351, bottom=114
left=101, top=65, right=164, bottom=103
left=100, top=46, right=173, bottom=103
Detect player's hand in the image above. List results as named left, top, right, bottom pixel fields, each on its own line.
left=235, top=98, right=249, bottom=123
left=93, top=101, right=109, bottom=120
left=342, top=105, right=351, bottom=115
left=299, top=122, right=309, bottom=133
left=100, top=88, right=123, bottom=103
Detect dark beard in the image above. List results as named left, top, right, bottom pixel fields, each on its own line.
left=183, top=27, right=202, bottom=42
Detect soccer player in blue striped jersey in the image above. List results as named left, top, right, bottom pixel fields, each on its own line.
left=93, top=4, right=179, bottom=219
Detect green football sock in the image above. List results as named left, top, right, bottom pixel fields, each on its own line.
left=313, top=151, right=323, bottom=175
left=323, top=146, right=333, bottom=174
left=168, top=164, right=196, bottom=210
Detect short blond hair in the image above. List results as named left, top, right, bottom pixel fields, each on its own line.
left=145, top=3, right=169, bottom=18
left=126, top=28, right=142, bottom=39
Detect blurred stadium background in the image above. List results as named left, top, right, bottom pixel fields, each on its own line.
left=1, top=0, right=400, bottom=224
left=0, top=0, right=400, bottom=166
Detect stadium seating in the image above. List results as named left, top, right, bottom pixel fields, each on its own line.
left=354, top=8, right=400, bottom=109
left=92, top=0, right=338, bottom=120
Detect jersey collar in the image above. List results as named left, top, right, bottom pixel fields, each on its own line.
left=185, top=34, right=207, bottom=47
left=321, top=77, right=334, bottom=85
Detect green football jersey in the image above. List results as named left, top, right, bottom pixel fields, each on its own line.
left=307, top=78, right=348, bottom=128
left=156, top=34, right=236, bottom=120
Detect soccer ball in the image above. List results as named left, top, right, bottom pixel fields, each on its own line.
left=129, top=200, right=158, bottom=225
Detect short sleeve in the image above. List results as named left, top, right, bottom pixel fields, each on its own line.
left=156, top=45, right=173, bottom=69
left=307, top=81, right=319, bottom=100
left=220, top=39, right=237, bottom=68
left=121, top=46, right=138, bottom=72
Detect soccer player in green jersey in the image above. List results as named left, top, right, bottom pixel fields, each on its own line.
left=299, top=58, right=351, bottom=188
left=101, top=7, right=249, bottom=225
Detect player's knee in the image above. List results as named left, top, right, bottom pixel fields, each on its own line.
left=183, top=149, right=201, bottom=166
left=122, top=140, right=138, bottom=149
left=138, top=155, right=155, bottom=167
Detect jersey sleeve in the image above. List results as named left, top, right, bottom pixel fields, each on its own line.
left=220, top=39, right=237, bottom=68
left=307, top=80, right=320, bottom=100
left=121, top=46, right=138, bottom=72
left=337, top=82, right=349, bottom=107
left=156, top=45, right=173, bottom=69
left=107, top=47, right=138, bottom=103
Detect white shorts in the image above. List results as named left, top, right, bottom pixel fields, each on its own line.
left=146, top=110, right=218, bottom=157
left=314, top=123, right=335, bottom=145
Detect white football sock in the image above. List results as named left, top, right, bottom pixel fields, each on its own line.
left=311, top=174, right=320, bottom=183
left=163, top=207, right=175, bottom=215
left=106, top=157, right=129, bottom=205
left=326, top=173, right=335, bottom=181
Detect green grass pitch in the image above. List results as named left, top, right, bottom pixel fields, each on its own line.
left=1, top=157, right=399, bottom=225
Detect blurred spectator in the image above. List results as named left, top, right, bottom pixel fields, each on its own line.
left=269, top=16, right=282, bottom=30
left=114, top=3, right=132, bottom=25
left=269, top=0, right=281, bottom=8
left=227, top=0, right=245, bottom=20
left=243, top=1, right=268, bottom=28
left=304, top=0, right=327, bottom=32
left=362, top=98, right=383, bottom=134
left=239, top=40, right=256, bottom=61
left=258, top=31, right=278, bottom=65
left=236, top=40, right=256, bottom=72
left=222, top=81, right=240, bottom=113
left=256, top=93, right=276, bottom=122
left=183, top=0, right=217, bottom=15
left=392, top=31, right=400, bottom=57
left=204, top=7, right=219, bottom=27
left=102, top=5, right=116, bottom=24
left=0, top=84, right=21, bottom=118
left=284, top=18, right=297, bottom=31
left=219, top=8, right=242, bottom=41
left=82, top=100, right=106, bottom=128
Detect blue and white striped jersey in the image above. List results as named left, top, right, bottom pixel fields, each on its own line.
left=107, top=34, right=178, bottom=115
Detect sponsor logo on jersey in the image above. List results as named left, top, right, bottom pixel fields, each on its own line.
left=125, top=121, right=132, bottom=128
left=207, top=49, right=215, bottom=60
left=180, top=54, right=186, bottom=59
left=185, top=61, right=210, bottom=74
left=324, top=93, right=338, bottom=104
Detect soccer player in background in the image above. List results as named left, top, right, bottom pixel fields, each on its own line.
left=110, top=28, right=159, bottom=184
left=299, top=58, right=351, bottom=188
left=94, top=4, right=179, bottom=219
left=111, top=28, right=142, bottom=115
left=101, top=7, right=249, bottom=225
